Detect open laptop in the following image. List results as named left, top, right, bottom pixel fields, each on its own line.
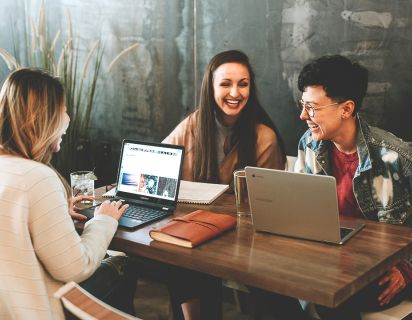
left=80, top=140, right=184, bottom=228
left=245, top=167, right=364, bottom=245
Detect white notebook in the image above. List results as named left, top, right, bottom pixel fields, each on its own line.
left=102, top=187, right=116, bottom=198
left=177, top=180, right=229, bottom=204
left=102, top=180, right=229, bottom=205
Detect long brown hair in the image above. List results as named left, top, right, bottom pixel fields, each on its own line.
left=0, top=68, right=71, bottom=197
left=193, top=50, right=286, bottom=182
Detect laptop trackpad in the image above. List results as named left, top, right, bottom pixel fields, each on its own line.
left=340, top=227, right=353, bottom=239
left=118, top=216, right=143, bottom=228
left=339, top=220, right=365, bottom=244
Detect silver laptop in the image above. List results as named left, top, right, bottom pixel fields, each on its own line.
left=80, top=140, right=184, bottom=229
left=245, top=167, right=364, bottom=245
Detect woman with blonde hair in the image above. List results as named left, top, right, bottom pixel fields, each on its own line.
left=0, top=68, right=135, bottom=319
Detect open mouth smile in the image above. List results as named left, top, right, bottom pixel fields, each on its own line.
left=307, top=122, right=319, bottom=130
left=224, top=99, right=242, bottom=107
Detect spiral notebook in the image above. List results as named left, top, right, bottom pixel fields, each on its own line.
left=177, top=181, right=229, bottom=204
left=103, top=180, right=228, bottom=205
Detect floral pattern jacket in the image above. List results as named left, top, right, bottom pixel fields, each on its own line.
left=295, top=115, right=412, bottom=282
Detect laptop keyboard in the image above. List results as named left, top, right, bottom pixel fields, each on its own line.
left=123, top=205, right=169, bottom=223
left=340, top=227, right=353, bottom=239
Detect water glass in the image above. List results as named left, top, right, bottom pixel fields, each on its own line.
left=233, top=169, right=250, bottom=216
left=70, top=171, right=95, bottom=204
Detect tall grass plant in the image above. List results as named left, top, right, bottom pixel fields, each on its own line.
left=0, top=2, right=137, bottom=178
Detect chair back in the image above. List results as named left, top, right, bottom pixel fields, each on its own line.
left=285, top=156, right=297, bottom=172
left=54, top=282, right=140, bottom=320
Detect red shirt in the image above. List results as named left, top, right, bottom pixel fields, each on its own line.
left=330, top=144, right=363, bottom=218
left=331, top=145, right=412, bottom=284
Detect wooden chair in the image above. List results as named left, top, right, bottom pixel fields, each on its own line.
left=54, top=281, right=140, bottom=320
left=285, top=155, right=297, bottom=172
left=223, top=279, right=250, bottom=313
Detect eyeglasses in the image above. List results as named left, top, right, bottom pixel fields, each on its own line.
left=297, top=99, right=341, bottom=117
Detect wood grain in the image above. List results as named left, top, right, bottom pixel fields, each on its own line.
left=77, top=187, right=412, bottom=308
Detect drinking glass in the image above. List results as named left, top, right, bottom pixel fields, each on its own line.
left=233, top=169, right=250, bottom=216
left=70, top=171, right=95, bottom=204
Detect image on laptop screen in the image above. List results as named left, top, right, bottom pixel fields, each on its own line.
left=117, top=142, right=183, bottom=201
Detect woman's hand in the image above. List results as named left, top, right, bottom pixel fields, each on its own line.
left=378, top=266, right=406, bottom=305
left=94, top=200, right=129, bottom=221
left=69, top=195, right=95, bottom=220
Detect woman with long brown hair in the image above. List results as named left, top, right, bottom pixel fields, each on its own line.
left=164, top=49, right=286, bottom=184
left=0, top=68, right=135, bottom=319
left=163, top=51, right=299, bottom=320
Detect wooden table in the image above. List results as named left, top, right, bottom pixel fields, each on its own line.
left=83, top=187, right=412, bottom=308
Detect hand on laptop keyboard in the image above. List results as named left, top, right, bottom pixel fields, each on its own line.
left=122, top=205, right=167, bottom=222
left=95, top=200, right=129, bottom=221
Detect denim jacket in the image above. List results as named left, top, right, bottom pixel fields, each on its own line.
left=295, top=115, right=412, bottom=277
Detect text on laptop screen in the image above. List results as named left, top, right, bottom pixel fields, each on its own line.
left=117, top=142, right=183, bottom=201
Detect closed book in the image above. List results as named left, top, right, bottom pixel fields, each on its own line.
left=149, top=210, right=236, bottom=248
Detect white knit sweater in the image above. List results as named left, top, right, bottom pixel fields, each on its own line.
left=0, top=155, right=118, bottom=319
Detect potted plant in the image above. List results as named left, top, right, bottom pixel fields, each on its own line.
left=0, top=3, right=137, bottom=178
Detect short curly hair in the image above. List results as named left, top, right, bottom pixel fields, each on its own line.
left=298, top=55, right=368, bottom=114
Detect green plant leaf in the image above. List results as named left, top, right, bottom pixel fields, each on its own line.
left=2, top=2, right=138, bottom=179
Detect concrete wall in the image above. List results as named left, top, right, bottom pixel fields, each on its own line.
left=0, top=0, right=411, bottom=160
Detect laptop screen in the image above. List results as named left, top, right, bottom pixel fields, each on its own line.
left=115, top=140, right=184, bottom=207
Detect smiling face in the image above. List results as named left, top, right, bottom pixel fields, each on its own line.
left=300, top=85, right=346, bottom=142
left=213, top=62, right=250, bottom=126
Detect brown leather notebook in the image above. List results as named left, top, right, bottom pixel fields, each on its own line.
left=149, top=210, right=237, bottom=248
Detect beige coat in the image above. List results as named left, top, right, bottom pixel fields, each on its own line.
left=0, top=155, right=118, bottom=320
left=163, top=111, right=284, bottom=184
